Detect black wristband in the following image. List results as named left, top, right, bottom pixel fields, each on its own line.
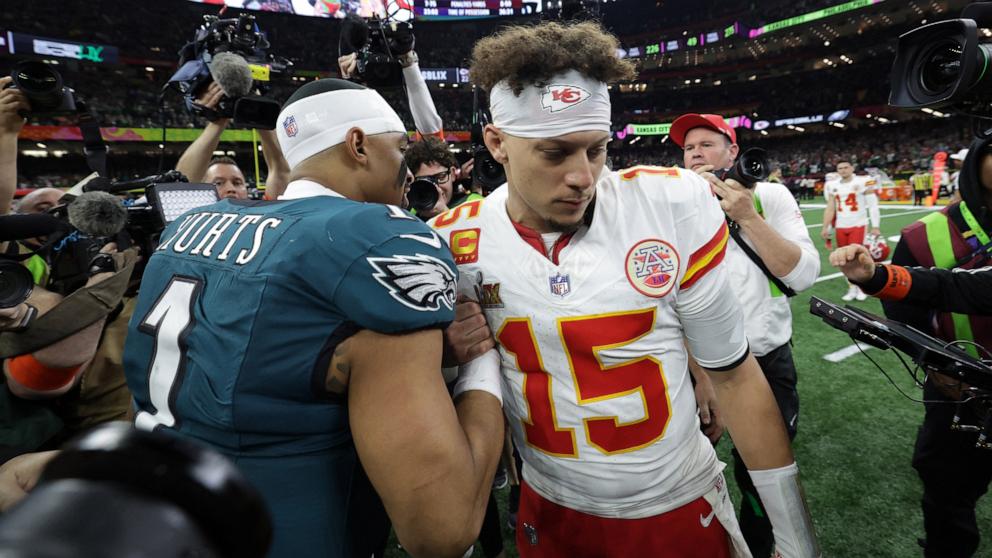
left=856, top=264, right=888, bottom=295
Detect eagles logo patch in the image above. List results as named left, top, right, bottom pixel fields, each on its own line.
left=367, top=254, right=457, bottom=312
left=625, top=239, right=680, bottom=298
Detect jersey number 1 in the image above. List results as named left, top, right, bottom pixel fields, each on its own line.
left=135, top=277, right=202, bottom=432
left=497, top=308, right=671, bottom=457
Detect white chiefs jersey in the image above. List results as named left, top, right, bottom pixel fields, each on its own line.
left=825, top=175, right=877, bottom=229
left=431, top=166, right=749, bottom=519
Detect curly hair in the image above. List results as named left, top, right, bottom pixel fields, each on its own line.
left=470, top=21, right=636, bottom=95
left=405, top=136, right=457, bottom=173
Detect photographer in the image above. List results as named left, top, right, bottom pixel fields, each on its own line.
left=0, top=82, right=136, bottom=459
left=671, top=113, right=820, bottom=558
left=405, top=137, right=482, bottom=220
left=839, top=137, right=992, bottom=558
left=175, top=82, right=291, bottom=200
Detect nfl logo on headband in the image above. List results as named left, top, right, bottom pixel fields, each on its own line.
left=541, top=84, right=591, bottom=113
left=283, top=115, right=298, bottom=138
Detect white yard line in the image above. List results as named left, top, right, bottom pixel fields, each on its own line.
left=805, top=207, right=936, bottom=229
left=823, top=343, right=874, bottom=362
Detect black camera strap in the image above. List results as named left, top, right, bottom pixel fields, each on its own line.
left=726, top=218, right=797, bottom=298
left=75, top=101, right=108, bottom=178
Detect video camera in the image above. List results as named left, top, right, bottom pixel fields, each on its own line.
left=339, top=15, right=414, bottom=88
left=471, top=89, right=506, bottom=195
left=6, top=60, right=77, bottom=115
left=810, top=297, right=992, bottom=448
left=167, top=13, right=287, bottom=129
left=890, top=2, right=992, bottom=134
left=0, top=423, right=272, bottom=558
left=0, top=172, right=219, bottom=298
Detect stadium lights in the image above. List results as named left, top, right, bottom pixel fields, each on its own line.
left=212, top=150, right=225, bottom=156
left=824, top=40, right=830, bottom=46
left=760, top=130, right=769, bottom=136
left=36, top=143, right=46, bottom=149
left=144, top=66, right=155, bottom=72
left=713, top=80, right=722, bottom=85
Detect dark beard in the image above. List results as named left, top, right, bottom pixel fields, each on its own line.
left=546, top=197, right=596, bottom=233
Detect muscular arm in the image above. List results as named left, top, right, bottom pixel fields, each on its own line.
left=3, top=272, right=114, bottom=399
left=257, top=130, right=290, bottom=199
left=176, top=119, right=230, bottom=183
left=346, top=328, right=503, bottom=558
left=707, top=354, right=793, bottom=469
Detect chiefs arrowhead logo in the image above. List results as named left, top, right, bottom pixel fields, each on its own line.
left=541, top=84, right=591, bottom=113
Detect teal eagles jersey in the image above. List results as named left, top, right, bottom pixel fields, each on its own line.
left=123, top=194, right=457, bottom=558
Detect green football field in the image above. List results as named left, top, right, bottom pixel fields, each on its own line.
left=388, top=203, right=992, bottom=558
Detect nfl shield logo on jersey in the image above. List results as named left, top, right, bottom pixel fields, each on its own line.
left=625, top=239, right=681, bottom=298
left=283, top=115, right=298, bottom=137
left=549, top=272, right=571, bottom=297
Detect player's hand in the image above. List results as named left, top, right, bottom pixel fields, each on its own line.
left=829, top=244, right=875, bottom=284
left=338, top=53, right=358, bottom=79
left=700, top=171, right=759, bottom=224
left=870, top=227, right=881, bottom=237
left=819, top=227, right=831, bottom=241
left=694, top=374, right=724, bottom=443
left=0, top=450, right=58, bottom=512
left=0, top=77, right=30, bottom=136
left=443, top=298, right=495, bottom=367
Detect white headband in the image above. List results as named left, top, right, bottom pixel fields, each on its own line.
left=276, top=88, right=407, bottom=168
left=489, top=69, right=612, bottom=138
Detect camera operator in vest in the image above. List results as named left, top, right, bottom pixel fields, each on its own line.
left=175, top=80, right=291, bottom=201
left=868, top=138, right=992, bottom=557
left=671, top=113, right=821, bottom=558
left=0, top=76, right=137, bottom=463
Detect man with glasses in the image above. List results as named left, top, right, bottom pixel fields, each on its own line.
left=405, top=136, right=480, bottom=220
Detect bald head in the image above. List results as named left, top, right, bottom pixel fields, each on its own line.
left=17, top=188, right=65, bottom=214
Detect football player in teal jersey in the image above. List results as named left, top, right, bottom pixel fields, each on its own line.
left=124, top=79, right=504, bottom=558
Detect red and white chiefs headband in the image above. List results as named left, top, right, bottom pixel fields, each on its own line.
left=489, top=70, right=611, bottom=138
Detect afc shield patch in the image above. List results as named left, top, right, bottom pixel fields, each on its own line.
left=625, top=239, right=680, bottom=298
left=283, top=115, right=298, bottom=137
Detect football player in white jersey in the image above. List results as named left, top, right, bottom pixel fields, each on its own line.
left=435, top=21, right=819, bottom=558
left=820, top=160, right=881, bottom=300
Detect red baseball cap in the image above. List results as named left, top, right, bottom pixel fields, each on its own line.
left=669, top=113, right=736, bottom=148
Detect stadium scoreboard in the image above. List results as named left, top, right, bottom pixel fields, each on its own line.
left=415, top=0, right=540, bottom=19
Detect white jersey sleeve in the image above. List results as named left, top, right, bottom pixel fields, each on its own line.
left=672, top=172, right=749, bottom=370
left=761, top=182, right=820, bottom=291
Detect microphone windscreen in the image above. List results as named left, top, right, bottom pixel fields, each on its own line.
left=68, top=191, right=128, bottom=238
left=209, top=52, right=254, bottom=98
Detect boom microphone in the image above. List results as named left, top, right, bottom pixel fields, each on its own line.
left=68, top=191, right=129, bottom=238
left=209, top=52, right=254, bottom=98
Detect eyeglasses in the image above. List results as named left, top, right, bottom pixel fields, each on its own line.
left=415, top=170, right=452, bottom=183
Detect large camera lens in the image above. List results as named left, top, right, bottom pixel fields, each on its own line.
left=407, top=177, right=440, bottom=214
left=0, top=259, right=34, bottom=308
left=472, top=149, right=506, bottom=195
left=920, top=41, right=965, bottom=95
left=11, top=61, right=66, bottom=112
